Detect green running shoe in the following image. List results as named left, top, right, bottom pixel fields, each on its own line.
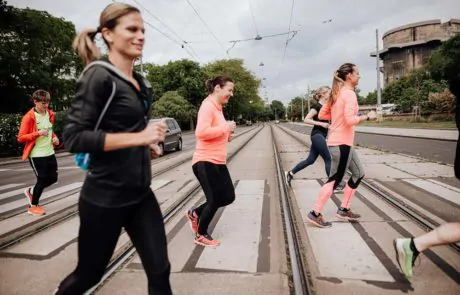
left=393, top=238, right=418, bottom=279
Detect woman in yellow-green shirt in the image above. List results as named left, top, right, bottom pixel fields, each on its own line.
left=18, top=90, right=59, bottom=216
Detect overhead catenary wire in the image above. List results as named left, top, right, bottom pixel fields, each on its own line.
left=133, top=0, right=203, bottom=62
left=226, top=29, right=300, bottom=54
left=133, top=0, right=188, bottom=45
left=185, top=0, right=230, bottom=58
left=111, top=0, right=200, bottom=62
left=274, top=0, right=297, bottom=79
left=281, top=0, right=295, bottom=65
left=248, top=0, right=260, bottom=36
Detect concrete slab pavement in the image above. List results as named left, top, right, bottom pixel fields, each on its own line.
left=290, top=122, right=458, bottom=141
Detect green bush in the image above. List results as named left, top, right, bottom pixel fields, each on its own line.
left=0, top=113, right=23, bottom=157
left=0, top=111, right=66, bottom=157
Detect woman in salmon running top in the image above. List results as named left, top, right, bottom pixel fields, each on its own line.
left=306, top=63, right=377, bottom=228
left=186, top=76, right=236, bottom=247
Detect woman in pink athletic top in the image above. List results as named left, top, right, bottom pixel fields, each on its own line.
left=306, top=63, right=377, bottom=228
left=186, top=76, right=237, bottom=247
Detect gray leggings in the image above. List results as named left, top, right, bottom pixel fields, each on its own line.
left=327, top=145, right=365, bottom=189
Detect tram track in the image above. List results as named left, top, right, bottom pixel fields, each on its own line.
left=271, top=125, right=313, bottom=295
left=274, top=124, right=460, bottom=256
left=0, top=126, right=259, bottom=250
left=85, top=125, right=265, bottom=294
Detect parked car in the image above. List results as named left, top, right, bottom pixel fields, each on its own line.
left=149, top=117, right=182, bottom=156
left=245, top=120, right=253, bottom=126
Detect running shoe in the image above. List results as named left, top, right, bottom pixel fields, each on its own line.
left=194, top=234, right=220, bottom=247
left=336, top=208, right=361, bottom=221
left=334, top=182, right=346, bottom=191
left=307, top=211, right=332, bottom=228
left=393, top=238, right=419, bottom=279
left=28, top=205, right=45, bottom=216
left=285, top=171, right=293, bottom=187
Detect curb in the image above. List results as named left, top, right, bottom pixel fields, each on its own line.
left=288, top=123, right=457, bottom=142
left=0, top=151, right=72, bottom=166
left=354, top=131, right=457, bottom=142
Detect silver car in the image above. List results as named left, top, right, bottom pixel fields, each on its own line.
left=149, top=117, right=182, bottom=156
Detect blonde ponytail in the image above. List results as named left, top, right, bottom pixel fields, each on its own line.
left=73, top=28, right=101, bottom=65
left=330, top=63, right=356, bottom=105
left=330, top=71, right=344, bottom=105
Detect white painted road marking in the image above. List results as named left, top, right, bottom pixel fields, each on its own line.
left=196, top=180, right=265, bottom=273
left=403, top=179, right=460, bottom=206
left=2, top=217, right=79, bottom=256
left=292, top=179, right=394, bottom=282
left=0, top=187, right=27, bottom=200
left=0, top=182, right=83, bottom=214
left=0, top=183, right=24, bottom=192
left=150, top=179, right=173, bottom=191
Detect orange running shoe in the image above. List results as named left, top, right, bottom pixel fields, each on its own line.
left=28, top=205, right=45, bottom=216
left=194, top=234, right=220, bottom=247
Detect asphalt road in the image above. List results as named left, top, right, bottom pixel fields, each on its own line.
left=284, top=124, right=457, bottom=165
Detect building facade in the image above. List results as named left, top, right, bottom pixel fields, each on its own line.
left=371, top=19, right=460, bottom=86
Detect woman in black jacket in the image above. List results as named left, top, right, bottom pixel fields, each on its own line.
left=54, top=3, right=172, bottom=295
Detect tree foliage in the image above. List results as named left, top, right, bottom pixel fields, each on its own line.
left=0, top=0, right=80, bottom=113
left=270, top=100, right=286, bottom=120
left=152, top=91, right=196, bottom=124
left=144, top=58, right=265, bottom=125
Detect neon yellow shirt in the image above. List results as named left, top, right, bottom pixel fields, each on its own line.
left=29, top=111, right=55, bottom=158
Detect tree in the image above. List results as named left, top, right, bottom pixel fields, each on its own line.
left=287, top=96, right=305, bottom=121
left=360, top=90, right=377, bottom=105
left=0, top=1, right=80, bottom=113
left=423, top=89, right=455, bottom=115
left=152, top=91, right=196, bottom=125
left=270, top=100, right=286, bottom=120
left=436, top=34, right=460, bottom=98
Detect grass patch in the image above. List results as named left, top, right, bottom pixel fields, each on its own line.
left=361, top=120, right=457, bottom=130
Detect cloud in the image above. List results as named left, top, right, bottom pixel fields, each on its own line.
left=10, top=0, right=460, bottom=104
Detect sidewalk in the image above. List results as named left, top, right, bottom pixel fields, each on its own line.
left=290, top=122, right=458, bottom=141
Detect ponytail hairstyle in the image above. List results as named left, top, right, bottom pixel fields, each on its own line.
left=72, top=3, right=140, bottom=65
left=313, top=86, right=331, bottom=103
left=330, top=63, right=356, bottom=105
left=205, top=76, right=234, bottom=94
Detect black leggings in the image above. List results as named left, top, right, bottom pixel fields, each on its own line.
left=455, top=133, right=460, bottom=180
left=192, top=162, right=235, bottom=235
left=28, top=154, right=58, bottom=205
left=55, top=190, right=172, bottom=295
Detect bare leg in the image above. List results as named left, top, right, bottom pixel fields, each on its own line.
left=394, top=222, right=460, bottom=279
left=414, top=222, right=460, bottom=252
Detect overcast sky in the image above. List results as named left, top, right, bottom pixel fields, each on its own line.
left=10, top=0, right=460, bottom=105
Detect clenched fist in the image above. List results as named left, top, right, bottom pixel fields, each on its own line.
left=140, top=121, right=166, bottom=145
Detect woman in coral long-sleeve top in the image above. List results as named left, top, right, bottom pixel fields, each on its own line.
left=306, top=63, right=377, bottom=228
left=186, top=76, right=237, bottom=247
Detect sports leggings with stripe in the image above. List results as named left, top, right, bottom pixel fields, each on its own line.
left=313, top=145, right=365, bottom=213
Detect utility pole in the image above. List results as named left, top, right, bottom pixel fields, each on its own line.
left=376, top=29, right=382, bottom=121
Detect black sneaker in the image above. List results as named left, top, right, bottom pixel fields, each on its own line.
left=285, top=171, right=293, bottom=187
left=307, top=211, right=332, bottom=228
left=335, top=182, right=346, bottom=191
left=336, top=208, right=361, bottom=221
